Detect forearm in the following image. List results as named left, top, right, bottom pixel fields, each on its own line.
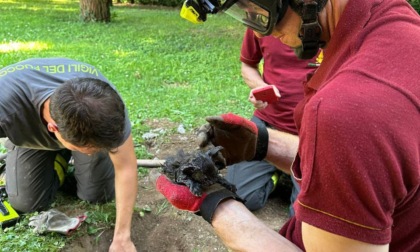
left=241, top=62, right=267, bottom=89
left=113, top=164, right=138, bottom=240
left=212, top=199, right=302, bottom=252
left=265, top=128, right=299, bottom=174
left=109, top=135, right=138, bottom=242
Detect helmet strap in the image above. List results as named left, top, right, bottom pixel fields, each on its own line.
left=277, top=0, right=289, bottom=23
left=293, top=0, right=326, bottom=59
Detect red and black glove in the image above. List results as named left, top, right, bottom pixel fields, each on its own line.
left=156, top=175, right=242, bottom=224
left=197, top=113, right=268, bottom=165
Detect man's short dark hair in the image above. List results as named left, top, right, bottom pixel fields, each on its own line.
left=49, top=77, right=126, bottom=151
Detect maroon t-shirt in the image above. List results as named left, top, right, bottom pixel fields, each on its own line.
left=240, top=29, right=319, bottom=135
left=279, top=0, right=420, bottom=251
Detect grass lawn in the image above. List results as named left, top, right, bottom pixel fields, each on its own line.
left=0, top=0, right=251, bottom=250
left=0, top=0, right=252, bottom=143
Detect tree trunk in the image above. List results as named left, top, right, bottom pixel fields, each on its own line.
left=80, top=0, right=111, bottom=23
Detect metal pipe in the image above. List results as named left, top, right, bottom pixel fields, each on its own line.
left=0, top=153, right=164, bottom=168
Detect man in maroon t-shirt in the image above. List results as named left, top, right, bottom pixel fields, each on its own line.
left=227, top=28, right=320, bottom=214
left=157, top=0, right=420, bottom=251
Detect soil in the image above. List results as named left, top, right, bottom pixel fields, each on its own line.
left=62, top=119, right=290, bottom=252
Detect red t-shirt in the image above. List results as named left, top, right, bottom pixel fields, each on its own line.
left=240, top=29, right=319, bottom=135
left=280, top=0, right=420, bottom=251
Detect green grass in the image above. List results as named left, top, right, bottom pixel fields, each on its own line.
left=0, top=0, right=253, bottom=148
left=0, top=0, right=252, bottom=133
left=0, top=0, right=251, bottom=250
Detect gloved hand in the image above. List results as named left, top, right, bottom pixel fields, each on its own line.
left=28, top=209, right=87, bottom=235
left=156, top=174, right=242, bottom=224
left=197, top=113, right=268, bottom=165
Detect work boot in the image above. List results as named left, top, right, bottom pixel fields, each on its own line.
left=54, top=153, right=68, bottom=187
left=271, top=172, right=293, bottom=203
left=59, top=157, right=77, bottom=197
left=270, top=172, right=279, bottom=193
left=0, top=161, right=5, bottom=186
left=54, top=152, right=77, bottom=197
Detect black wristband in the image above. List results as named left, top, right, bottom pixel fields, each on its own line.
left=198, top=189, right=243, bottom=224
left=251, top=117, right=269, bottom=161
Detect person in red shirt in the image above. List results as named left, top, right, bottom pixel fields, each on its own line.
left=227, top=28, right=321, bottom=214
left=157, top=0, right=420, bottom=251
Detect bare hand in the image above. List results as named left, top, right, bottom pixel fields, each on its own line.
left=248, top=85, right=281, bottom=110
left=109, top=238, right=136, bottom=252
left=249, top=91, right=268, bottom=110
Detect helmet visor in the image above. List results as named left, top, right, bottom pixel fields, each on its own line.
left=222, top=0, right=274, bottom=35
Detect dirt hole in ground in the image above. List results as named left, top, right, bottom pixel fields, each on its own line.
left=62, top=119, right=290, bottom=252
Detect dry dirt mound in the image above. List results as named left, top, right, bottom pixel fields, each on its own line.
left=63, top=119, right=290, bottom=251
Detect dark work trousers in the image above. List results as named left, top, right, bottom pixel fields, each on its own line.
left=226, top=160, right=300, bottom=216
left=4, top=140, right=115, bottom=213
